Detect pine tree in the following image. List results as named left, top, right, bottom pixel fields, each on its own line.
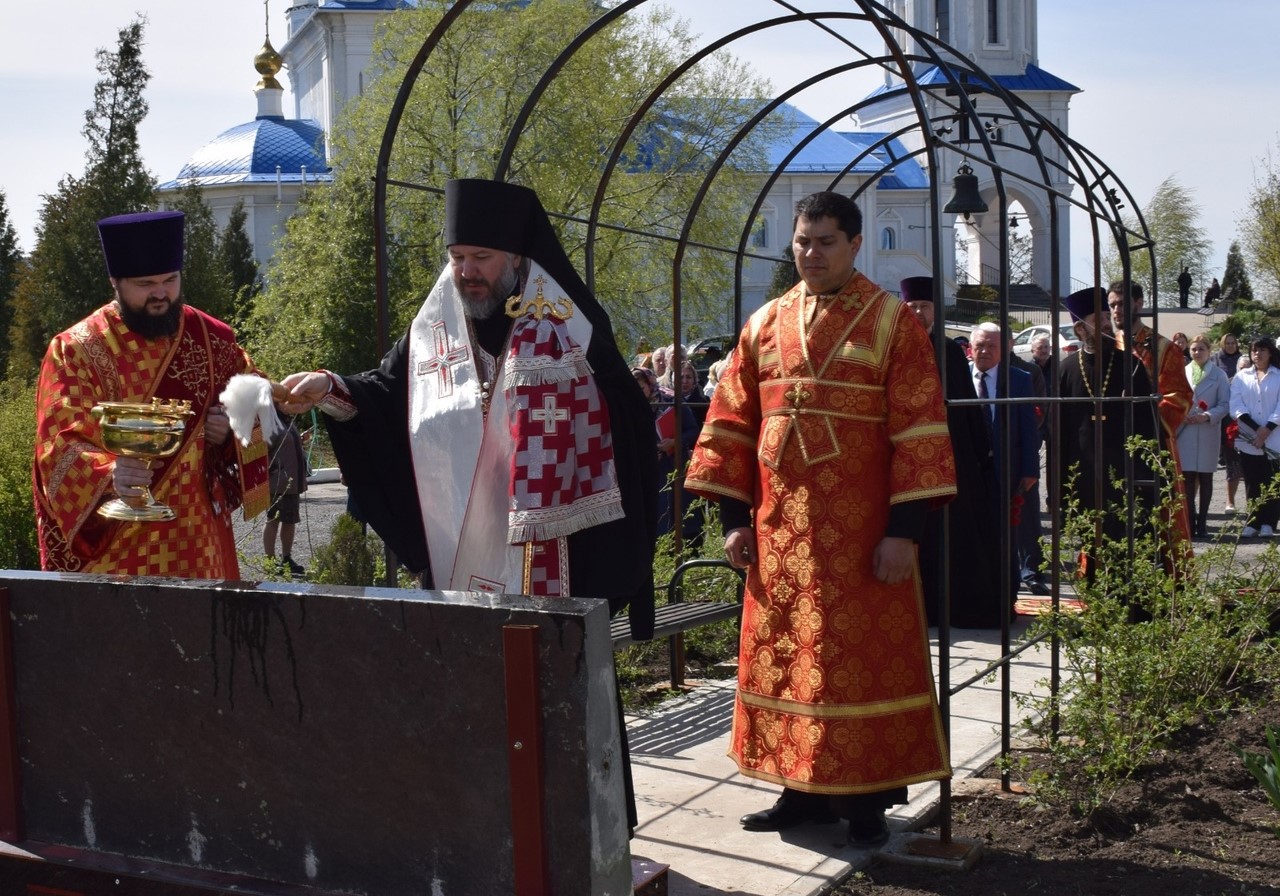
left=169, top=183, right=234, bottom=324
left=769, top=244, right=797, bottom=299
left=1221, top=240, right=1255, bottom=303
left=5, top=17, right=156, bottom=379
left=0, top=191, right=24, bottom=377
left=222, top=200, right=259, bottom=298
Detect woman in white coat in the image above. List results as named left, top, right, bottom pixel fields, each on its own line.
left=1229, top=335, right=1280, bottom=537
left=1177, top=335, right=1231, bottom=537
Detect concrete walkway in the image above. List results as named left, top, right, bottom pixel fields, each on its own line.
left=627, top=619, right=1050, bottom=896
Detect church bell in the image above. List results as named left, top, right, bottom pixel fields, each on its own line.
left=942, top=164, right=989, bottom=217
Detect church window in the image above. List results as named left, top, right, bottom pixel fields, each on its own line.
left=752, top=217, right=769, bottom=249
left=880, top=227, right=897, bottom=251
left=936, top=0, right=950, bottom=44
left=986, top=0, right=1003, bottom=45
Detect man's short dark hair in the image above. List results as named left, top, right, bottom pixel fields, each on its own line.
left=1107, top=279, right=1144, bottom=301
left=793, top=192, right=863, bottom=240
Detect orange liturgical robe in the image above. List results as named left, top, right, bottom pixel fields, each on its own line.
left=1120, top=324, right=1193, bottom=550
left=685, top=272, right=957, bottom=795
left=33, top=303, right=270, bottom=578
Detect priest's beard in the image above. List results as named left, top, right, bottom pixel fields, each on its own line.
left=457, top=259, right=520, bottom=320
left=117, top=295, right=185, bottom=338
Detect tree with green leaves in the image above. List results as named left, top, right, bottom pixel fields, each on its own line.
left=168, top=183, right=234, bottom=324
left=1242, top=142, right=1280, bottom=302
left=0, top=191, right=24, bottom=377
left=0, top=377, right=39, bottom=569
left=1221, top=240, right=1254, bottom=304
left=246, top=0, right=768, bottom=376
left=769, top=243, right=797, bottom=299
left=222, top=199, right=260, bottom=314
left=1103, top=175, right=1211, bottom=308
left=5, top=17, right=156, bottom=379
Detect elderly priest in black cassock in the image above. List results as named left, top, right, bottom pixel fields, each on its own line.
left=280, top=178, right=659, bottom=829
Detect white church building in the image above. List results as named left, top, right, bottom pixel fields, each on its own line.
left=160, top=0, right=1077, bottom=309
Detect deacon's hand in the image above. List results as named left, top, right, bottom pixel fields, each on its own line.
left=277, top=371, right=332, bottom=414
left=205, top=405, right=230, bottom=446
left=724, top=527, right=756, bottom=569
left=112, top=456, right=153, bottom=501
left=872, top=536, right=915, bottom=585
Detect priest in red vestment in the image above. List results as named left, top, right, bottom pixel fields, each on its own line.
left=685, top=192, right=957, bottom=849
left=1107, top=280, right=1193, bottom=557
left=33, top=210, right=270, bottom=578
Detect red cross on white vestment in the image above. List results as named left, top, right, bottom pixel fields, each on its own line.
left=415, top=320, right=470, bottom=397
left=530, top=394, right=570, bottom=434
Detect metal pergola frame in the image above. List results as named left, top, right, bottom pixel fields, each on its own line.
left=368, top=0, right=1161, bottom=855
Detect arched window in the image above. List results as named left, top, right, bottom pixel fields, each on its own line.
left=880, top=227, right=897, bottom=251
left=752, top=217, right=769, bottom=249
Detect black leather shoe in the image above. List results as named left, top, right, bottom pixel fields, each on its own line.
left=846, top=813, right=890, bottom=849
left=740, top=794, right=838, bottom=831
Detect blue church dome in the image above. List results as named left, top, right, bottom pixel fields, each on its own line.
left=160, top=116, right=331, bottom=189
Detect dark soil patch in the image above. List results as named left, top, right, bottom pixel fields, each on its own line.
left=831, top=696, right=1280, bottom=895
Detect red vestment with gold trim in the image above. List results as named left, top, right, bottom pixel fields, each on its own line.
left=1121, top=324, right=1193, bottom=550
left=33, top=303, right=269, bottom=577
left=685, top=272, right=957, bottom=794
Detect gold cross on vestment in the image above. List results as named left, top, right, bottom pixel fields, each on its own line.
left=784, top=384, right=812, bottom=411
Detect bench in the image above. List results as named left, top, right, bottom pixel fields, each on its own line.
left=611, top=558, right=746, bottom=688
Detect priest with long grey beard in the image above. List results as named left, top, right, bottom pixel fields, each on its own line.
left=279, top=178, right=659, bottom=830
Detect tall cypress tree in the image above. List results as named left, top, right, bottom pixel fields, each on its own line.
left=0, top=191, right=24, bottom=377
left=1221, top=240, right=1255, bottom=304
left=221, top=199, right=260, bottom=328
left=170, top=183, right=234, bottom=324
left=5, top=17, right=156, bottom=379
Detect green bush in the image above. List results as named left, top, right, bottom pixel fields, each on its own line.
left=0, top=377, right=39, bottom=570
left=308, top=513, right=381, bottom=587
left=614, top=497, right=742, bottom=704
left=1016, top=439, right=1280, bottom=818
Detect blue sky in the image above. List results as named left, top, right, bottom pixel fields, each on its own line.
left=2, top=1, right=1277, bottom=292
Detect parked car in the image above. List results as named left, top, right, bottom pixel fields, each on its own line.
left=1011, top=323, right=1080, bottom=363
left=688, top=334, right=736, bottom=383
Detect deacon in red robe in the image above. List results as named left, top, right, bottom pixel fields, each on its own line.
left=685, top=192, right=956, bottom=849
left=33, top=211, right=270, bottom=578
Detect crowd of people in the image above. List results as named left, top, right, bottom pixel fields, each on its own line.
left=29, top=181, right=1265, bottom=854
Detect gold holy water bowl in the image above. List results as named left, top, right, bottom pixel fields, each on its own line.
left=92, top=399, right=193, bottom=522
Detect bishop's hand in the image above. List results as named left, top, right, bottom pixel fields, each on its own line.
left=277, top=371, right=332, bottom=414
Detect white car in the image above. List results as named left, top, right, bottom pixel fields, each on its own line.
left=1011, top=323, right=1080, bottom=363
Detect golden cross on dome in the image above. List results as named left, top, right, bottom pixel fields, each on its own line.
left=506, top=275, right=575, bottom=321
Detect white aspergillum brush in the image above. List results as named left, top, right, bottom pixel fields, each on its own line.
left=219, top=374, right=289, bottom=447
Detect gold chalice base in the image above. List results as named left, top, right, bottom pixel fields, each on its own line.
left=93, top=401, right=192, bottom=523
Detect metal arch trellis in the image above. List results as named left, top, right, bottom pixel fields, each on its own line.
left=370, top=0, right=1160, bottom=852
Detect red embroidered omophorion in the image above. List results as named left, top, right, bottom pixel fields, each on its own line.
left=685, top=272, right=957, bottom=794
left=33, top=303, right=268, bottom=578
